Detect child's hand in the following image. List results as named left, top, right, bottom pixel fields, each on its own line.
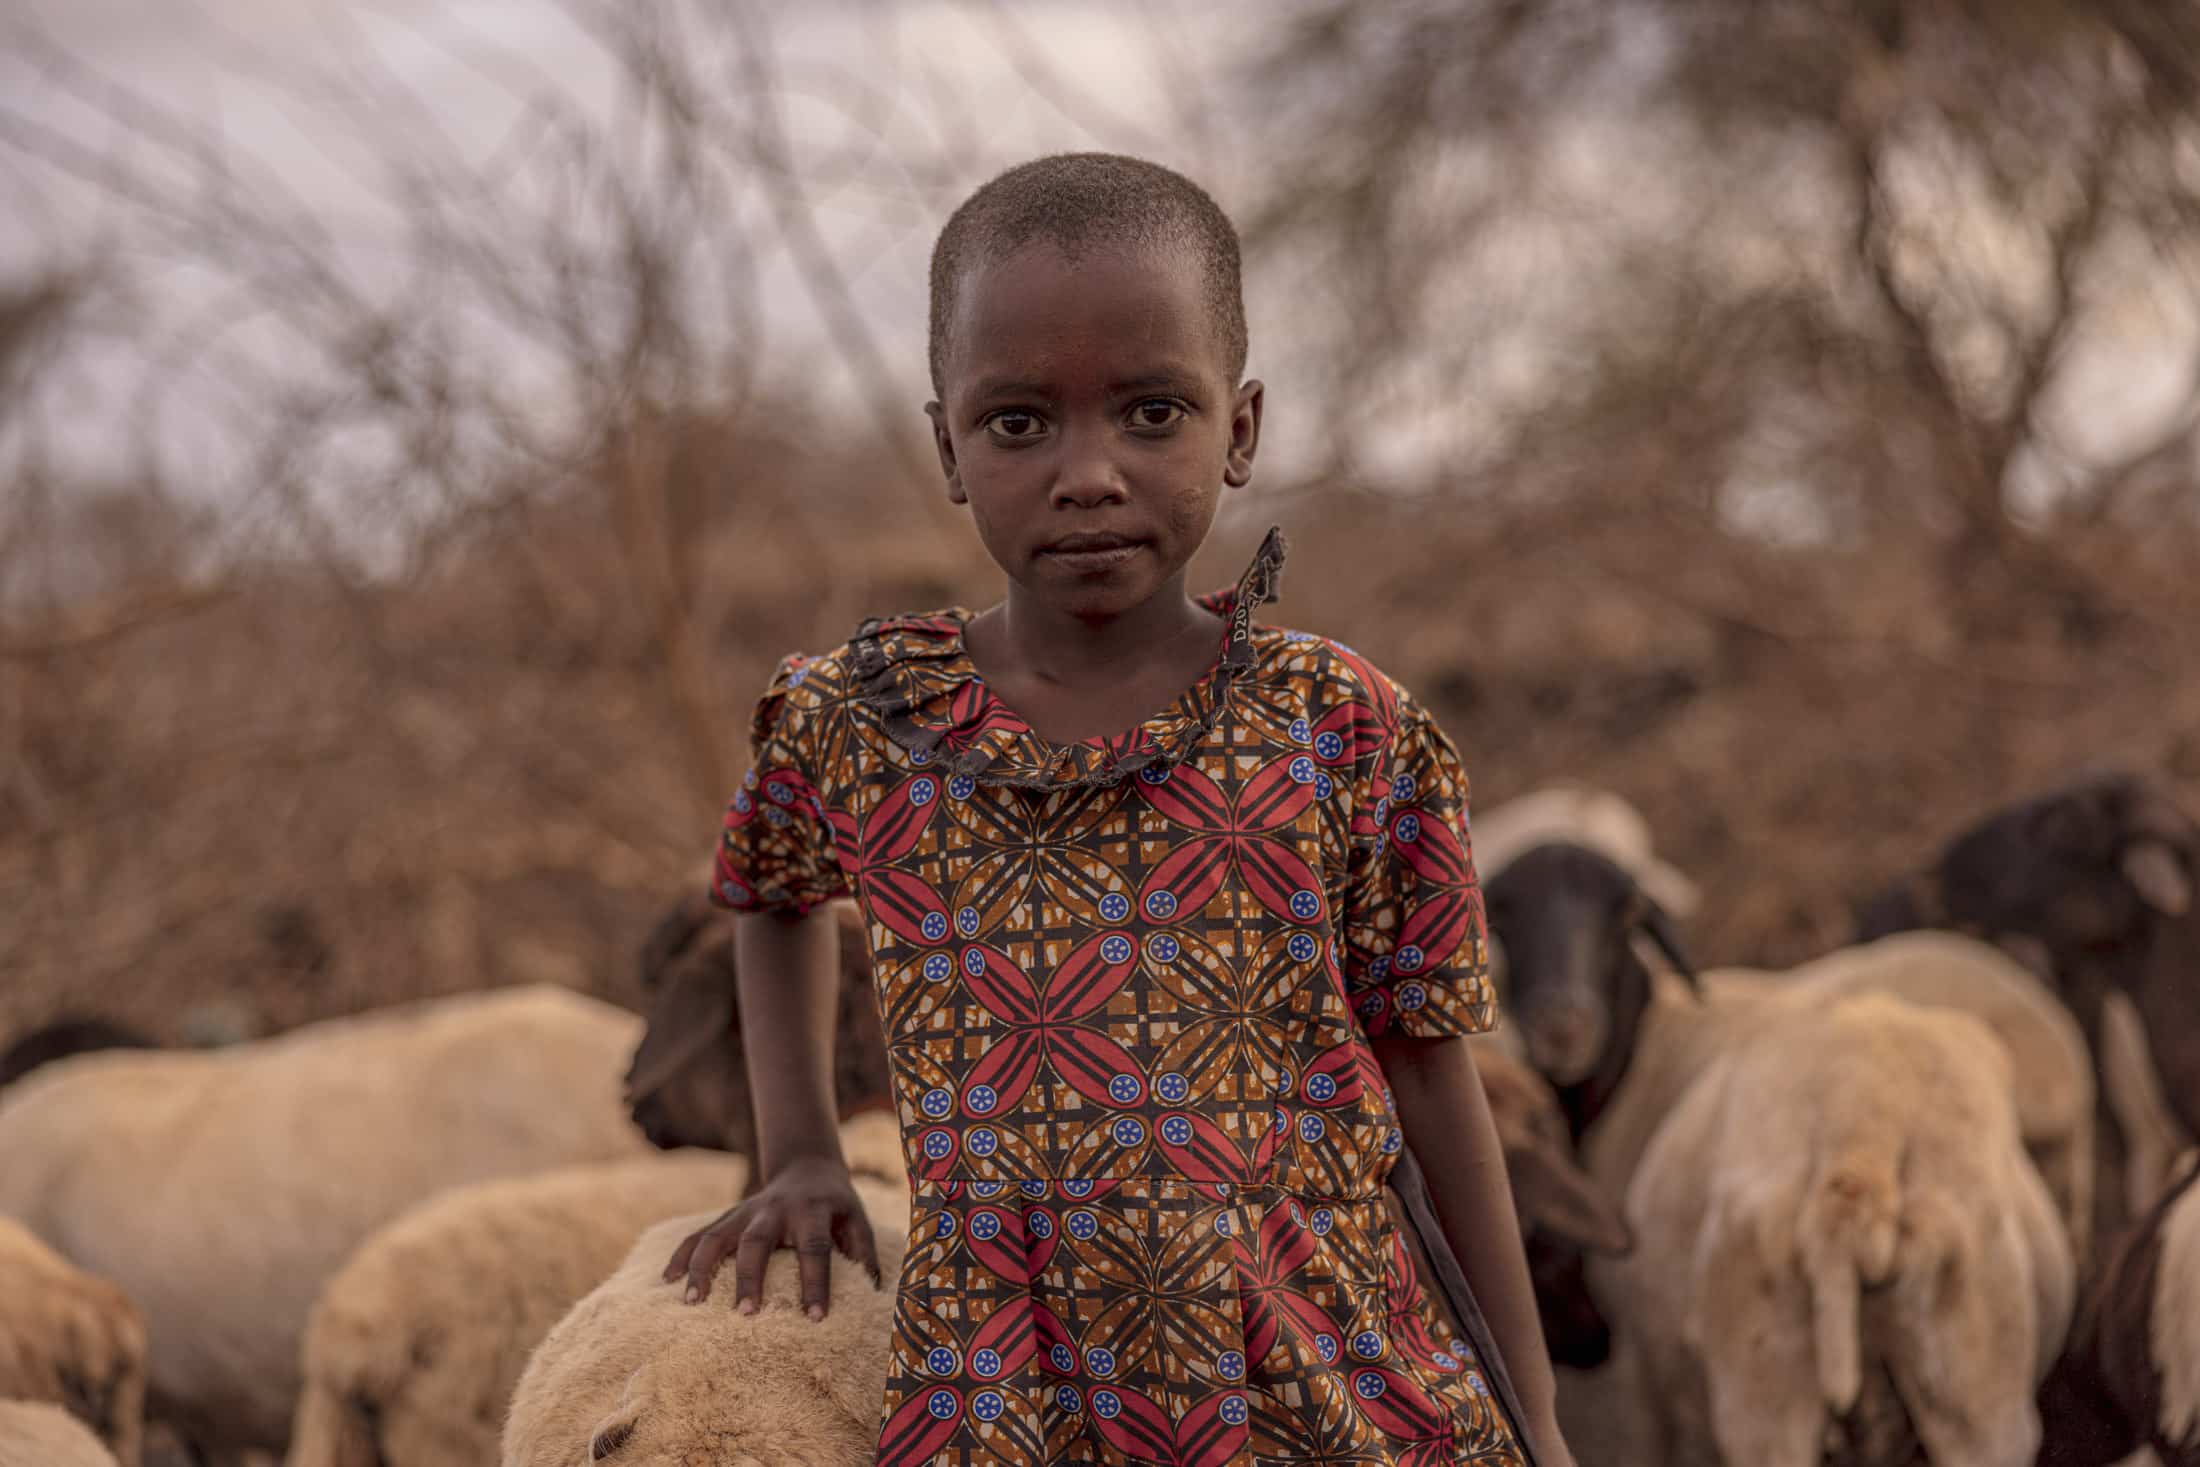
left=660, top=1155, right=881, bottom=1319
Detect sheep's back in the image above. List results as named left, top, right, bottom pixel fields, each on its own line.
left=0, top=1400, right=121, bottom=1467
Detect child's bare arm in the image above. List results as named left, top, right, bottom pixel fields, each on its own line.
left=1373, top=1032, right=1574, bottom=1467
left=661, top=907, right=879, bottom=1318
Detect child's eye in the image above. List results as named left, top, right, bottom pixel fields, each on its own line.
left=1128, top=399, right=1187, bottom=431
left=983, top=410, right=1045, bottom=442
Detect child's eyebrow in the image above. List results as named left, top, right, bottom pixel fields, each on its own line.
left=967, top=377, right=1055, bottom=404
left=1107, top=373, right=1206, bottom=396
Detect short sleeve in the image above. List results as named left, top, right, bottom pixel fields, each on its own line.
left=1339, top=693, right=1497, bottom=1040
left=710, top=654, right=851, bottom=916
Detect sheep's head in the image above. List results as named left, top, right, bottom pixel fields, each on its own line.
left=581, top=1214, right=903, bottom=1467
left=1897, top=772, right=2195, bottom=965
left=623, top=897, right=889, bottom=1172
left=1483, top=843, right=1696, bottom=1106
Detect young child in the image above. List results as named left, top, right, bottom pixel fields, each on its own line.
left=663, top=153, right=1573, bottom=1467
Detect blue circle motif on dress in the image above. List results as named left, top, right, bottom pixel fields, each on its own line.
left=1213, top=1211, right=1235, bottom=1237
left=1098, top=892, right=1130, bottom=924
left=1394, top=813, right=1422, bottom=844
left=1272, top=1106, right=1290, bottom=1133
left=1061, top=1179, right=1095, bottom=1198
left=731, top=791, right=753, bottom=814
left=1398, top=982, right=1428, bottom=1012
left=1026, top=1208, right=1055, bottom=1238
left=1368, top=955, right=1393, bottom=982
left=1316, top=772, right=1335, bottom=800
left=763, top=806, right=791, bottom=829
left=1067, top=1210, right=1099, bottom=1240
left=1354, top=1371, right=1386, bottom=1400
left=921, top=913, right=949, bottom=943
left=767, top=780, right=795, bottom=806
left=1316, top=1333, right=1340, bottom=1363
left=922, top=1130, right=955, bottom=1161
left=1050, top=1343, right=1078, bottom=1373
left=949, top=774, right=976, bottom=801
left=909, top=777, right=936, bottom=807
left=1217, top=1350, right=1246, bottom=1382
left=1383, top=1128, right=1404, bottom=1154
left=1093, top=1390, right=1123, bottom=1421
left=1433, top=1351, right=1460, bottom=1372
left=1156, top=1071, right=1190, bottom=1103
left=968, top=1209, right=1002, bottom=1242
left=967, top=1127, right=999, bottom=1159
left=1299, top=1113, right=1326, bottom=1143
left=1396, top=943, right=1426, bottom=974
left=1289, top=716, right=1311, bottom=743
left=971, top=1181, right=1005, bottom=1198
left=1159, top=1115, right=1193, bottom=1146
left=719, top=881, right=751, bottom=908
left=1353, top=1331, right=1384, bottom=1360
left=1111, top=1117, right=1144, bottom=1147
left=1304, top=1072, right=1338, bottom=1103
left=1055, top=1385, right=1082, bottom=1413
left=922, top=1088, right=953, bottom=1119
left=1139, top=764, right=1171, bottom=785
left=1019, top=1179, right=1048, bottom=1198
left=927, top=1390, right=957, bottom=1421
left=1274, top=1069, right=1295, bottom=1096
left=1145, top=890, right=1178, bottom=920
left=1288, top=1200, right=1306, bottom=1226
left=1147, top=934, right=1181, bottom=964
left=933, top=1212, right=958, bottom=1240
left=972, top=1390, right=1005, bottom=1423
left=972, top=1348, right=1003, bottom=1380
left=1468, top=1371, right=1491, bottom=1397
left=926, top=1346, right=958, bottom=1376
left=1311, top=1207, right=1335, bottom=1236
left=1220, top=1393, right=1249, bottom=1427
left=1289, top=889, right=1321, bottom=920
left=909, top=745, right=932, bottom=765
left=1314, top=731, right=1345, bottom=761
left=1106, top=1072, right=1142, bottom=1105
left=922, top=953, right=953, bottom=984
left=956, top=906, right=980, bottom=937
left=1086, top=1347, right=1116, bottom=1377
left=962, top=947, right=986, bottom=977
left=1100, top=934, right=1133, bottom=966
left=965, top=1085, right=998, bottom=1115
left=1288, top=755, right=1316, bottom=784
left=1392, top=773, right=1417, bottom=802
left=1288, top=933, right=1318, bottom=964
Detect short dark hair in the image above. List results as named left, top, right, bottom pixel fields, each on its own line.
left=927, top=153, right=1248, bottom=397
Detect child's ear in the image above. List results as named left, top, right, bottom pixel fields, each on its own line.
left=925, top=402, right=966, bottom=504
left=1223, top=379, right=1263, bottom=489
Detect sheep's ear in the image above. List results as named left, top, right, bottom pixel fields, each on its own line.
left=588, top=1415, right=637, bottom=1461
left=1508, top=1144, right=1633, bottom=1256
left=623, top=962, right=737, bottom=1106
left=2122, top=840, right=2192, bottom=916
left=1634, top=899, right=1700, bottom=994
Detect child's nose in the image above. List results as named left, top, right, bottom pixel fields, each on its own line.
left=1049, top=432, right=1130, bottom=511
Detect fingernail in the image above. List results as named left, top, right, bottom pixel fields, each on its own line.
left=807, top=1304, right=824, bottom=1321
left=739, top=1298, right=758, bottom=1315
left=684, top=1285, right=700, bottom=1305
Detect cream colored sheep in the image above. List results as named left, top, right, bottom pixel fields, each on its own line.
left=0, top=1400, right=121, bottom=1467
left=1469, top=782, right=1701, bottom=916
left=1611, top=994, right=2072, bottom=1467
left=2102, top=990, right=2197, bottom=1218
left=287, top=1151, right=746, bottom=1467
left=0, top=985, right=653, bottom=1457
left=0, top=1219, right=144, bottom=1467
left=502, top=1172, right=912, bottom=1467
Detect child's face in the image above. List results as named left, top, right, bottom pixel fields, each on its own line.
left=927, top=241, right=1261, bottom=623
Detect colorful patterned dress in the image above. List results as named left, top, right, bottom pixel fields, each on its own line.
left=710, top=530, right=1531, bottom=1467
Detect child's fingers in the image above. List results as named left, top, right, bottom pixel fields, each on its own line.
left=681, top=1219, right=739, bottom=1304
left=796, top=1213, right=837, bottom=1320
left=731, top=1217, right=778, bottom=1316
left=661, top=1226, right=702, bottom=1284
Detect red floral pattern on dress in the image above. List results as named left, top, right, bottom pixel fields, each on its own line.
left=713, top=533, right=1525, bottom=1465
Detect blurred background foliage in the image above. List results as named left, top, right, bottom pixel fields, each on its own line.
left=2, top=0, right=2197, bottom=1037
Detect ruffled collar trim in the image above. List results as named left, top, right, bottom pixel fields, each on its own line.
left=850, top=526, right=1287, bottom=791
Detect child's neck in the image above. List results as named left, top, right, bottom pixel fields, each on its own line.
left=964, top=575, right=1226, bottom=745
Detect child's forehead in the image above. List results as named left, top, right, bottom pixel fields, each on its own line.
left=947, top=238, right=1228, bottom=381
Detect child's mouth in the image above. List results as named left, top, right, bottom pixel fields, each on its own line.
left=1039, top=538, right=1144, bottom=574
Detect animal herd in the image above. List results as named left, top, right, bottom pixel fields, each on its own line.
left=0, top=772, right=2192, bottom=1467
